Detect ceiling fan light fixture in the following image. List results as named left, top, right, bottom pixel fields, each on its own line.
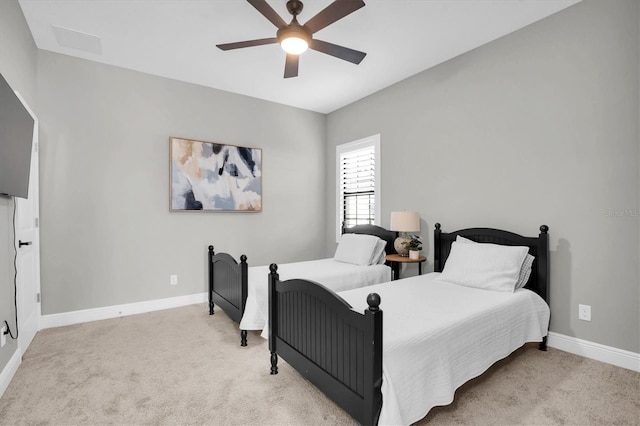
left=280, top=36, right=308, bottom=54
left=277, top=22, right=311, bottom=55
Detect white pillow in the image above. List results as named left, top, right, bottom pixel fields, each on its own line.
left=372, top=239, right=387, bottom=265
left=456, top=235, right=534, bottom=289
left=516, top=253, right=534, bottom=289
left=438, top=241, right=529, bottom=292
left=334, top=234, right=384, bottom=266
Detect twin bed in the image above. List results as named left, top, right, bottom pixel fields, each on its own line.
left=206, top=222, right=550, bottom=425
left=207, top=224, right=397, bottom=345
left=267, top=223, right=550, bottom=425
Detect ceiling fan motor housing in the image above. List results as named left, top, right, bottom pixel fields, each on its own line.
left=277, top=19, right=311, bottom=46
left=286, top=0, right=304, bottom=16
left=279, top=0, right=311, bottom=47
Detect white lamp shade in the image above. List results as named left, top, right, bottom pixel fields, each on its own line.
left=390, top=211, right=420, bottom=232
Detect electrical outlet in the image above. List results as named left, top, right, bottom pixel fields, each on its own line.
left=1, top=325, right=6, bottom=348
left=170, top=274, right=178, bottom=285
left=578, top=304, right=591, bottom=321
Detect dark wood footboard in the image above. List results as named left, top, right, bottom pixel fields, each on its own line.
left=208, top=246, right=249, bottom=345
left=268, top=264, right=383, bottom=426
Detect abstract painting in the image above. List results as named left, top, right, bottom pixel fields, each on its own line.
left=170, top=137, right=262, bottom=212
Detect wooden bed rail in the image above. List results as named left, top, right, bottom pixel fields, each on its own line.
left=268, top=263, right=383, bottom=426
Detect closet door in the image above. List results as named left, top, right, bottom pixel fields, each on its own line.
left=14, top=95, right=40, bottom=356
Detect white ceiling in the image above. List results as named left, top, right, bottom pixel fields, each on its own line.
left=19, top=0, right=580, bottom=114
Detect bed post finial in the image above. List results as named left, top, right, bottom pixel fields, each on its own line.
left=269, top=263, right=278, bottom=273
left=540, top=225, right=549, bottom=234
left=208, top=245, right=214, bottom=254
left=240, top=254, right=247, bottom=263
left=434, top=224, right=442, bottom=272
left=367, top=293, right=381, bottom=312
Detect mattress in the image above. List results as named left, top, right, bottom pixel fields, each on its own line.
left=339, top=272, right=550, bottom=426
left=238, top=258, right=391, bottom=335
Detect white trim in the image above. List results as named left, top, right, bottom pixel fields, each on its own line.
left=548, top=332, right=640, bottom=372
left=0, top=348, right=21, bottom=399
left=41, top=300, right=639, bottom=372
left=40, top=292, right=207, bottom=329
left=335, top=134, right=381, bottom=242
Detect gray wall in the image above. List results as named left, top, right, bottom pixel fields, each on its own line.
left=37, top=52, right=326, bottom=314
left=326, top=0, right=639, bottom=353
left=0, top=0, right=38, bottom=376
left=1, top=0, right=637, bottom=388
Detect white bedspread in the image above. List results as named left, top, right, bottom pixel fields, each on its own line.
left=339, top=272, right=550, bottom=426
left=238, top=258, right=391, bottom=336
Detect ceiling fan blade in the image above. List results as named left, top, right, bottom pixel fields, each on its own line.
left=217, top=37, right=278, bottom=50
left=248, top=0, right=287, bottom=29
left=303, top=0, right=365, bottom=34
left=309, top=39, right=366, bottom=64
left=284, top=54, right=299, bottom=78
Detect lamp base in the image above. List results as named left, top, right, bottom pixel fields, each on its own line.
left=394, top=236, right=410, bottom=256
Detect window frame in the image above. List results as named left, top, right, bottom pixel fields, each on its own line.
left=335, top=134, right=381, bottom=242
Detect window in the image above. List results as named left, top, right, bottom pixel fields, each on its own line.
left=336, top=135, right=380, bottom=241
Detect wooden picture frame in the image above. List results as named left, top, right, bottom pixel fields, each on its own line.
left=170, top=137, right=262, bottom=212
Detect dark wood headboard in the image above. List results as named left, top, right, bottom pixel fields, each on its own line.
left=433, top=223, right=550, bottom=303
left=342, top=223, right=399, bottom=255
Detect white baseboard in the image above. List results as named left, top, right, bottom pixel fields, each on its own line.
left=33, top=294, right=640, bottom=374
left=40, top=292, right=207, bottom=329
left=0, top=348, right=21, bottom=399
left=548, top=331, right=640, bottom=372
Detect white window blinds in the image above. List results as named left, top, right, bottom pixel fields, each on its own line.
left=339, top=144, right=376, bottom=229
left=336, top=135, right=380, bottom=241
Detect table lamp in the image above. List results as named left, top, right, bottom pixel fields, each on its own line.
left=390, top=211, right=420, bottom=256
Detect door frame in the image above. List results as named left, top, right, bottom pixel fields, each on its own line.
left=13, top=91, right=41, bottom=356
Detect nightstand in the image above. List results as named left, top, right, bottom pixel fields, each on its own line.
left=385, top=254, right=426, bottom=280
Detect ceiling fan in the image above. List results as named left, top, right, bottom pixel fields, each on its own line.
left=217, top=0, right=367, bottom=78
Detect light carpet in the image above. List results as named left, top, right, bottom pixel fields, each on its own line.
left=0, top=304, right=638, bottom=425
